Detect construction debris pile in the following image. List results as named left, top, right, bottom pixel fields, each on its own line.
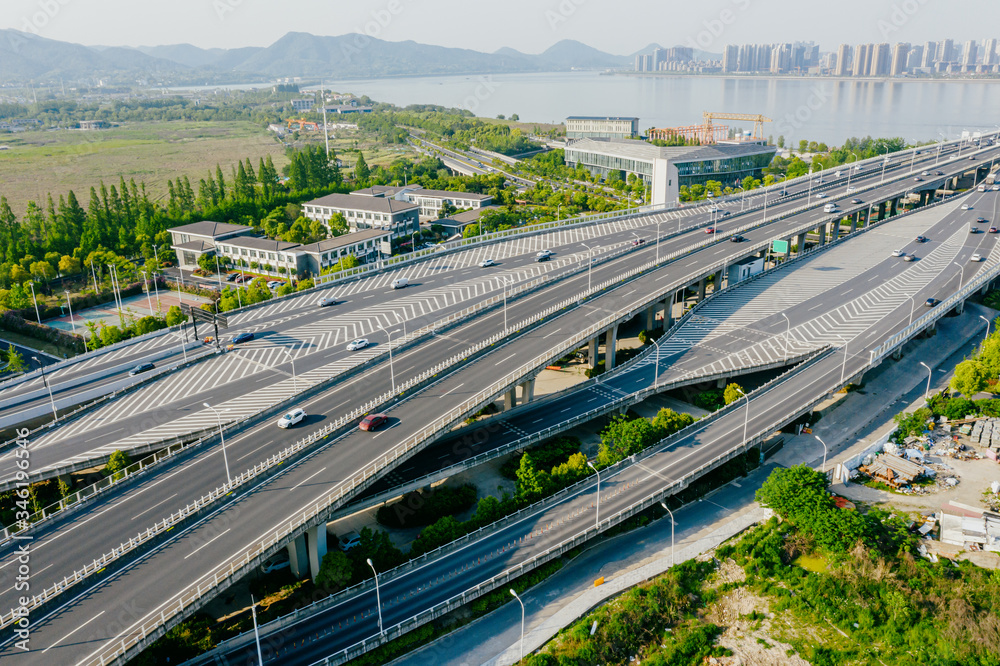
left=939, top=500, right=1000, bottom=552
left=966, top=418, right=1000, bottom=462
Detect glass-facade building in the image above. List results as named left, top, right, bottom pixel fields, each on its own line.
left=565, top=138, right=777, bottom=204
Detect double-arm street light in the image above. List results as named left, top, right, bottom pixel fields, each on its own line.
left=203, top=403, right=231, bottom=485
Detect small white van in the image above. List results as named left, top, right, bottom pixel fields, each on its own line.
left=392, top=277, right=409, bottom=289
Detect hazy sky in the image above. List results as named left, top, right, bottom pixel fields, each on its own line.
left=2, top=0, right=993, bottom=54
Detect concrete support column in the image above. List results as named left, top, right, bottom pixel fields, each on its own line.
left=504, top=388, right=517, bottom=411
left=588, top=336, right=599, bottom=369
left=955, top=299, right=965, bottom=315
left=288, top=533, right=309, bottom=579
left=831, top=220, right=841, bottom=241
left=783, top=239, right=791, bottom=259
left=664, top=297, right=675, bottom=329
left=696, top=278, right=707, bottom=302
left=714, top=270, right=724, bottom=292
left=816, top=224, right=826, bottom=247
left=308, top=525, right=327, bottom=581
left=796, top=232, right=807, bottom=255
left=889, top=198, right=898, bottom=216
left=605, top=324, right=619, bottom=371
left=645, top=304, right=655, bottom=331
left=521, top=379, right=535, bottom=404
left=851, top=212, right=859, bottom=233
left=878, top=202, right=887, bottom=220
left=892, top=348, right=903, bottom=361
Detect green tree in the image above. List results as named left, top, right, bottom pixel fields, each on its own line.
left=165, top=305, right=187, bottom=327
left=315, top=550, right=353, bottom=591
left=723, top=383, right=745, bottom=405
left=651, top=408, right=694, bottom=437
left=597, top=415, right=661, bottom=465
left=104, top=450, right=132, bottom=480
left=951, top=359, right=989, bottom=397
left=354, top=153, right=370, bottom=183
left=58, top=255, right=81, bottom=275
left=515, top=453, right=547, bottom=501
left=4, top=344, right=24, bottom=373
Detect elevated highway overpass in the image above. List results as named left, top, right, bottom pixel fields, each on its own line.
left=3, top=170, right=1000, bottom=664
left=189, top=186, right=1000, bottom=666
left=0, top=137, right=997, bottom=665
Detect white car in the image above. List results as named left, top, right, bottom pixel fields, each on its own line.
left=267, top=281, right=282, bottom=289
left=891, top=249, right=904, bottom=257
left=922, top=171, right=930, bottom=176
left=277, top=408, right=306, bottom=429
left=535, top=250, right=552, bottom=258
left=971, top=253, right=983, bottom=262
left=318, top=296, right=338, bottom=307
left=347, top=338, right=370, bottom=351
left=339, top=531, right=362, bottom=551
left=480, top=258, right=496, bottom=267
left=259, top=553, right=290, bottom=574
left=994, top=185, right=1000, bottom=191
left=815, top=193, right=827, bottom=199
left=962, top=204, right=971, bottom=210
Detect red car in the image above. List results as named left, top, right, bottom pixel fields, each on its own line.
left=990, top=227, right=999, bottom=234
left=704, top=227, right=715, bottom=234
left=359, top=414, right=389, bottom=431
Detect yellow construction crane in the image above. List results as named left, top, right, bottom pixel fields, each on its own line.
left=702, top=112, right=773, bottom=141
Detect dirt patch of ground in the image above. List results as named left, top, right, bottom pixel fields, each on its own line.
left=701, top=575, right=811, bottom=666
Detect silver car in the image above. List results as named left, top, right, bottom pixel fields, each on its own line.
left=347, top=338, right=369, bottom=351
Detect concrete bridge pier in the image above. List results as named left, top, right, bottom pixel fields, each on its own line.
left=520, top=378, right=536, bottom=404
left=889, top=198, right=898, bottom=216
left=850, top=212, right=860, bottom=233
left=697, top=277, right=707, bottom=302
left=287, top=525, right=328, bottom=581
left=878, top=202, right=887, bottom=220
left=504, top=389, right=517, bottom=410
left=955, top=299, right=965, bottom=316
left=588, top=336, right=599, bottom=368
left=796, top=232, right=807, bottom=255
left=892, top=348, right=903, bottom=361
left=645, top=304, right=656, bottom=331
left=712, top=270, right=724, bottom=293
left=816, top=224, right=826, bottom=247
left=664, top=295, right=676, bottom=329
left=606, top=324, right=619, bottom=370
left=783, top=239, right=792, bottom=260
left=830, top=219, right=841, bottom=241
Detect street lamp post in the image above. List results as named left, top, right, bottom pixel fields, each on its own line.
left=735, top=386, right=750, bottom=451
left=880, top=148, right=890, bottom=183
left=659, top=502, right=676, bottom=567
left=27, top=281, right=41, bottom=324
left=64, top=290, right=76, bottom=335
left=980, top=315, right=992, bottom=345
left=379, top=325, right=398, bottom=392
left=919, top=361, right=933, bottom=401
left=840, top=337, right=850, bottom=385
left=780, top=312, right=791, bottom=361
left=587, top=461, right=601, bottom=529
left=368, top=559, right=384, bottom=636
left=33, top=356, right=57, bottom=422
left=251, top=596, right=264, bottom=666
left=581, top=243, right=596, bottom=291
left=202, top=403, right=231, bottom=485
left=814, top=435, right=828, bottom=474
left=141, top=271, right=153, bottom=314
left=846, top=152, right=859, bottom=192
left=284, top=348, right=298, bottom=395
left=214, top=255, right=224, bottom=292
left=655, top=221, right=663, bottom=263
left=510, top=589, right=525, bottom=663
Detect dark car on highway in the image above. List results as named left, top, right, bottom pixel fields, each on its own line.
left=729, top=235, right=745, bottom=243
left=915, top=236, right=928, bottom=243
left=359, top=414, right=389, bottom=431
left=128, top=363, right=155, bottom=376
left=232, top=332, right=255, bottom=344
left=925, top=298, right=940, bottom=307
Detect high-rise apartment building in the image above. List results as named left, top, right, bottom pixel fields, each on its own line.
left=835, top=44, right=852, bottom=76
left=890, top=42, right=910, bottom=75
left=853, top=43, right=872, bottom=76
left=722, top=45, right=738, bottom=72
left=869, top=43, right=891, bottom=76
left=963, top=40, right=978, bottom=66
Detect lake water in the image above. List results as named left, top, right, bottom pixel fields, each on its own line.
left=313, top=71, right=1000, bottom=146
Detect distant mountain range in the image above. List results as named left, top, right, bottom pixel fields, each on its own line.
left=0, top=30, right=715, bottom=86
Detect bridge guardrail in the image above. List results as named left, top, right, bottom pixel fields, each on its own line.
left=202, top=351, right=832, bottom=664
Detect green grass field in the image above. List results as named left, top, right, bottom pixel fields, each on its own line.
left=0, top=121, right=290, bottom=215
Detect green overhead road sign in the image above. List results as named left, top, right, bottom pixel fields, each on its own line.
left=772, top=240, right=789, bottom=254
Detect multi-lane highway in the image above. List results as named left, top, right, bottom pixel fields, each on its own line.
left=0, top=139, right=978, bottom=483
left=0, top=138, right=996, bottom=665
left=201, top=188, right=1000, bottom=665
